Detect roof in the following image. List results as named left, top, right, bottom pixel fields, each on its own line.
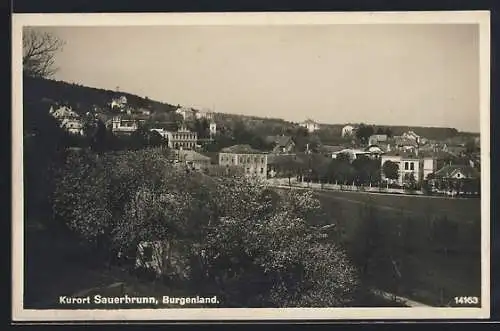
left=50, top=106, right=79, bottom=119
left=434, top=165, right=480, bottom=179
left=176, top=150, right=211, bottom=162
left=265, top=135, right=293, bottom=147
left=382, top=151, right=420, bottom=159
left=417, top=150, right=456, bottom=159
left=302, top=119, right=317, bottom=124
left=391, top=136, right=418, bottom=147
left=445, top=145, right=467, bottom=154
left=320, top=145, right=345, bottom=153
left=264, top=135, right=278, bottom=144
left=366, top=145, right=384, bottom=153
left=220, top=144, right=265, bottom=154
left=333, top=148, right=368, bottom=155
left=403, top=130, right=420, bottom=137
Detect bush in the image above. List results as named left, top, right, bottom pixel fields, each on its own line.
left=52, top=149, right=360, bottom=307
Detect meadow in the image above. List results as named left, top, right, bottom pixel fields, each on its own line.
left=311, top=189, right=482, bottom=307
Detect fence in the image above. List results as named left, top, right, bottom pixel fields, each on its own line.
left=266, top=178, right=425, bottom=195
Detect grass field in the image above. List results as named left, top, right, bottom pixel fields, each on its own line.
left=309, top=189, right=482, bottom=307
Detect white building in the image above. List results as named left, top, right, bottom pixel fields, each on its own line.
left=209, top=121, right=217, bottom=136
left=49, top=105, right=84, bottom=135
left=154, top=125, right=198, bottom=150
left=110, top=116, right=139, bottom=135
left=49, top=105, right=79, bottom=119
left=341, top=125, right=356, bottom=137
left=402, top=130, right=421, bottom=142
left=60, top=118, right=84, bottom=135
left=175, top=107, right=195, bottom=120
left=368, top=134, right=388, bottom=146
left=110, top=96, right=128, bottom=111
left=195, top=110, right=214, bottom=121
left=299, top=119, right=320, bottom=133
left=422, top=157, right=438, bottom=181
left=332, top=147, right=383, bottom=161
left=380, top=151, right=437, bottom=185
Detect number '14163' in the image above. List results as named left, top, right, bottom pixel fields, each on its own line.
left=454, top=296, right=479, bottom=305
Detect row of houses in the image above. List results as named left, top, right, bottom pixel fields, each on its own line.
left=175, top=106, right=215, bottom=121
left=169, top=138, right=479, bottom=195
left=106, top=115, right=217, bottom=149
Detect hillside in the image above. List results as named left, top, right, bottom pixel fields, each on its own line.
left=22, top=77, right=473, bottom=142
left=23, top=76, right=179, bottom=116
left=318, top=123, right=471, bottom=142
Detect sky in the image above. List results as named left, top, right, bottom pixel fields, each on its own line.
left=35, top=24, right=480, bottom=132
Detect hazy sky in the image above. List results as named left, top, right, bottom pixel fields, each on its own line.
left=36, top=24, right=479, bottom=132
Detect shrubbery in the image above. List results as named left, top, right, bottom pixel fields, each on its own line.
left=52, top=148, right=359, bottom=307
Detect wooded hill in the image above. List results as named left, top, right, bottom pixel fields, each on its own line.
left=23, top=77, right=474, bottom=142
left=23, top=76, right=179, bottom=115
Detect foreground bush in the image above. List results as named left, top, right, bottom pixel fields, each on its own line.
left=52, top=148, right=359, bottom=307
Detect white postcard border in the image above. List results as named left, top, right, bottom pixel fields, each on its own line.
left=11, top=11, right=491, bottom=321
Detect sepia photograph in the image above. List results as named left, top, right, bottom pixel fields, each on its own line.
left=12, top=11, right=490, bottom=321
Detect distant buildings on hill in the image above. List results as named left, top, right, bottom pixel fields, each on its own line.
left=48, top=105, right=84, bottom=135
left=341, top=125, right=356, bottom=137
left=110, top=95, right=128, bottom=111
left=149, top=124, right=198, bottom=150
left=109, top=116, right=142, bottom=135
left=299, top=119, right=320, bottom=133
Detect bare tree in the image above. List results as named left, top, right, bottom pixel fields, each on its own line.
left=23, top=28, right=65, bottom=78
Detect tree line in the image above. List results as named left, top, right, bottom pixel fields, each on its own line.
left=272, top=153, right=408, bottom=188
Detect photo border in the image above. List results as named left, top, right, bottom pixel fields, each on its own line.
left=11, top=10, right=491, bottom=321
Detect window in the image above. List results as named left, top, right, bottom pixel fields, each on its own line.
left=410, top=163, right=414, bottom=171
left=260, top=167, right=264, bottom=174
left=404, top=162, right=409, bottom=170
left=142, top=245, right=153, bottom=262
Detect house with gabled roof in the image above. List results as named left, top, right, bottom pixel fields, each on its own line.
left=427, top=164, right=480, bottom=196
left=173, top=150, right=212, bottom=171
left=319, top=145, right=345, bottom=157
left=48, top=105, right=85, bottom=135
left=433, top=164, right=479, bottom=180
left=265, top=135, right=296, bottom=154
left=368, top=134, right=388, bottom=146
